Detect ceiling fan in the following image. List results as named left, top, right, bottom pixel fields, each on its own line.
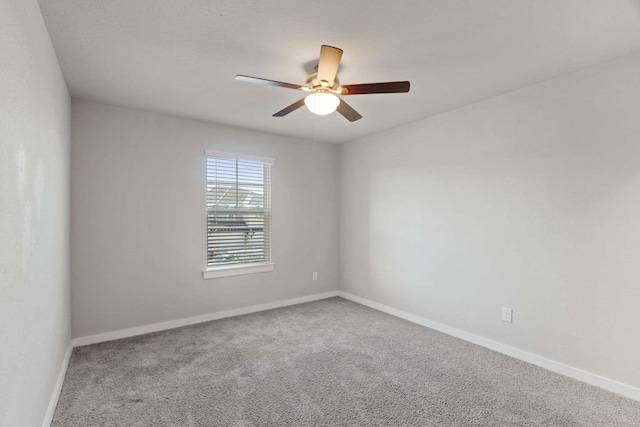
left=235, top=45, right=410, bottom=122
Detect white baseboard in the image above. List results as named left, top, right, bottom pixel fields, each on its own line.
left=72, top=291, right=339, bottom=347
left=42, top=342, right=73, bottom=427
left=338, top=291, right=640, bottom=402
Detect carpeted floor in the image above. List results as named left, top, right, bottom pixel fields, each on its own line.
left=53, top=297, right=640, bottom=426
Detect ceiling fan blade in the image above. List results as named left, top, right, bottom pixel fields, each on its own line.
left=340, top=81, right=410, bottom=95
left=273, top=98, right=306, bottom=117
left=317, top=45, right=343, bottom=86
left=235, top=75, right=303, bottom=90
left=336, top=98, right=362, bottom=122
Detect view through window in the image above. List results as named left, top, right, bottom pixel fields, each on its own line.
left=206, top=154, right=272, bottom=267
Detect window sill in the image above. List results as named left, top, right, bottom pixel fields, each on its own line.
left=202, top=262, right=275, bottom=279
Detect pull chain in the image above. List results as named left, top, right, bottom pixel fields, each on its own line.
left=313, top=106, right=318, bottom=144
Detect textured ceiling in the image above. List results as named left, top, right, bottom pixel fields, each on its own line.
left=39, top=0, right=640, bottom=143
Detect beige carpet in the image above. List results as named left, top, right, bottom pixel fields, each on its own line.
left=53, top=297, right=640, bottom=426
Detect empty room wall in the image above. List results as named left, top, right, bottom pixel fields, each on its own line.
left=0, top=0, right=71, bottom=424
left=340, top=52, right=640, bottom=389
left=71, top=101, right=339, bottom=338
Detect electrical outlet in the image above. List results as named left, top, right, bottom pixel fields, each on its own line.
left=502, top=307, right=513, bottom=323
left=312, top=272, right=318, bottom=281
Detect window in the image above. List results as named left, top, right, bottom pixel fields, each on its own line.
left=203, top=151, right=274, bottom=279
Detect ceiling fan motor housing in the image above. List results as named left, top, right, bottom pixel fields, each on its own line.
left=306, top=72, right=340, bottom=91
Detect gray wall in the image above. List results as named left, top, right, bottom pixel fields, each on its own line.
left=0, top=0, right=71, bottom=425
left=340, top=52, right=640, bottom=388
left=71, top=101, right=339, bottom=338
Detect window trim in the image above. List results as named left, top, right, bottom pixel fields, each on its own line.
left=203, top=262, right=275, bottom=279
left=203, top=149, right=275, bottom=279
left=204, top=149, right=274, bottom=166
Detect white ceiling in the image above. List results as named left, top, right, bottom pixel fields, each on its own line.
left=39, top=0, right=640, bottom=143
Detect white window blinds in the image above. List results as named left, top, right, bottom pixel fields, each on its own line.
left=206, top=153, right=272, bottom=267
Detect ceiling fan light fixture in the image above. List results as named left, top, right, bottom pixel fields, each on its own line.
left=304, top=91, right=340, bottom=116
left=236, top=44, right=409, bottom=122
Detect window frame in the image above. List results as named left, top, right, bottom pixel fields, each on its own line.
left=202, top=150, right=275, bottom=279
